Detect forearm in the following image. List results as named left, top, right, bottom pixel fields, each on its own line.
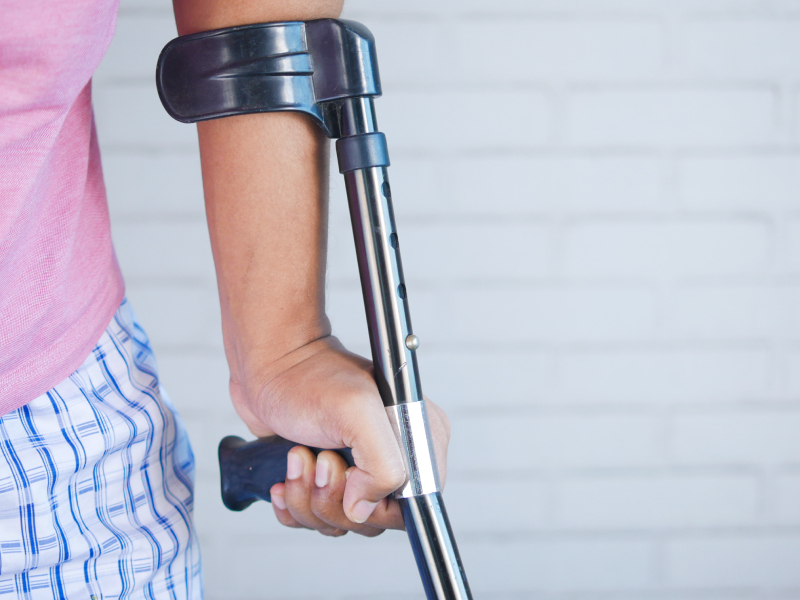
left=173, top=0, right=344, bottom=388
left=173, top=0, right=344, bottom=36
left=169, top=1, right=452, bottom=532
left=201, top=114, right=331, bottom=383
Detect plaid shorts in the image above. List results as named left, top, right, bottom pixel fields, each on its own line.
left=0, top=299, right=202, bottom=599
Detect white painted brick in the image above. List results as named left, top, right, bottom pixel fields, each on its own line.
left=460, top=538, right=654, bottom=593
left=775, top=473, right=800, bottom=524
left=400, top=222, right=552, bottom=283
left=677, top=19, right=800, bottom=79
left=566, top=89, right=777, bottom=148
left=678, top=154, right=800, bottom=211
left=104, top=152, right=205, bottom=218
left=363, top=21, right=447, bottom=86
left=666, top=534, right=800, bottom=587
left=192, top=484, right=275, bottom=541
left=191, top=421, right=251, bottom=481
left=328, top=283, right=445, bottom=351
left=786, top=218, right=800, bottom=273
left=381, top=90, right=551, bottom=151
left=325, top=286, right=371, bottom=353
left=325, top=223, right=360, bottom=285
left=786, top=350, right=800, bottom=397
left=455, top=20, right=664, bottom=82
left=564, top=219, right=770, bottom=279
left=345, top=0, right=718, bottom=18
left=443, top=287, right=656, bottom=344
left=381, top=155, right=447, bottom=216
left=451, top=155, right=665, bottom=216
left=559, top=347, right=771, bottom=404
left=124, top=284, right=223, bottom=350
left=203, top=534, right=420, bottom=598
left=94, top=13, right=176, bottom=83
left=340, top=596, right=421, bottom=600
left=556, top=474, right=759, bottom=529
left=448, top=0, right=769, bottom=15
left=156, top=352, right=230, bottom=416
left=668, top=284, right=800, bottom=342
left=671, top=410, right=800, bottom=465
left=326, top=284, right=448, bottom=358
left=93, top=84, right=197, bottom=148
left=668, top=284, right=773, bottom=341
left=449, top=414, right=660, bottom=472
left=111, top=220, right=215, bottom=283
left=118, top=0, right=171, bottom=10
left=382, top=155, right=665, bottom=218
left=420, top=350, right=551, bottom=409
left=328, top=220, right=553, bottom=285
left=342, top=0, right=449, bottom=17
left=444, top=479, right=550, bottom=532
left=784, top=287, right=800, bottom=339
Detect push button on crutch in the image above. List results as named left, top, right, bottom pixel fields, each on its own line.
left=405, top=334, right=420, bottom=351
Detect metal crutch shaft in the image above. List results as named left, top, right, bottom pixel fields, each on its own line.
left=335, top=96, right=471, bottom=600
left=156, top=19, right=472, bottom=600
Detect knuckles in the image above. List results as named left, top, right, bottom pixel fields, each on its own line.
left=381, top=465, right=407, bottom=493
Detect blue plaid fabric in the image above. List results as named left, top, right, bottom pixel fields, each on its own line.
left=0, top=299, right=202, bottom=599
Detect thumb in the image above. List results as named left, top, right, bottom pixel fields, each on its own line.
left=342, top=401, right=406, bottom=524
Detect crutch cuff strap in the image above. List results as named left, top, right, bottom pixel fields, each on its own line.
left=336, top=132, right=390, bottom=173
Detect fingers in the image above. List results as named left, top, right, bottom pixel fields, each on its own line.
left=310, top=452, right=388, bottom=536
left=354, top=486, right=404, bottom=531
left=282, top=446, right=346, bottom=537
left=269, top=483, right=304, bottom=529
left=277, top=446, right=400, bottom=536
left=273, top=396, right=450, bottom=535
left=424, top=396, right=450, bottom=489
left=341, top=397, right=407, bottom=524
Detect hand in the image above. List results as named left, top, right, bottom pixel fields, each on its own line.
left=229, top=335, right=450, bottom=536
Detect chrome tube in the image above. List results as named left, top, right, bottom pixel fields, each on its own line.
left=401, top=493, right=472, bottom=600
left=336, top=97, right=473, bottom=600
left=341, top=162, right=423, bottom=407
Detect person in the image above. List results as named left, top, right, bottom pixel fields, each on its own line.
left=0, top=0, right=451, bottom=597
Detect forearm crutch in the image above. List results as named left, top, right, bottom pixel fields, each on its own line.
left=155, top=19, right=472, bottom=599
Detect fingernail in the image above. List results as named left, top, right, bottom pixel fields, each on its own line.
left=351, top=499, right=378, bottom=524
left=272, top=492, right=286, bottom=510
left=286, top=452, right=303, bottom=480
left=315, top=457, right=330, bottom=488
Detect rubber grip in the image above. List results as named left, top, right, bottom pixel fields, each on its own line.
left=218, top=436, right=356, bottom=511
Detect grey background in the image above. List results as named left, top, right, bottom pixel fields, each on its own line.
left=94, top=0, right=800, bottom=598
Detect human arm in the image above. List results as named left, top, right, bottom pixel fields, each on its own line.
left=170, top=0, right=450, bottom=534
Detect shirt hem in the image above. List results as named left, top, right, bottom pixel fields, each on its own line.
left=0, top=270, right=125, bottom=414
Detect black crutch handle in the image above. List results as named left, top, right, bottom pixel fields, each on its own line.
left=218, top=436, right=355, bottom=510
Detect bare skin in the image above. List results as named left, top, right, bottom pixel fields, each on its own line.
left=171, top=0, right=450, bottom=533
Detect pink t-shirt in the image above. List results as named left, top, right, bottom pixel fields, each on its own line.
left=0, top=0, right=125, bottom=410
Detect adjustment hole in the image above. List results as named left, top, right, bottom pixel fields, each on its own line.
left=382, top=181, right=392, bottom=199
left=397, top=283, right=406, bottom=299
left=389, top=233, right=398, bottom=249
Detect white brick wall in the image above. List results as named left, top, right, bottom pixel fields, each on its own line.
left=94, top=0, right=800, bottom=597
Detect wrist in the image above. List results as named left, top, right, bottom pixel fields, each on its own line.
left=223, top=311, right=333, bottom=394
left=227, top=333, right=344, bottom=437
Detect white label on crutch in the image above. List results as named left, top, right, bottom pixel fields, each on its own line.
left=385, top=401, right=442, bottom=498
